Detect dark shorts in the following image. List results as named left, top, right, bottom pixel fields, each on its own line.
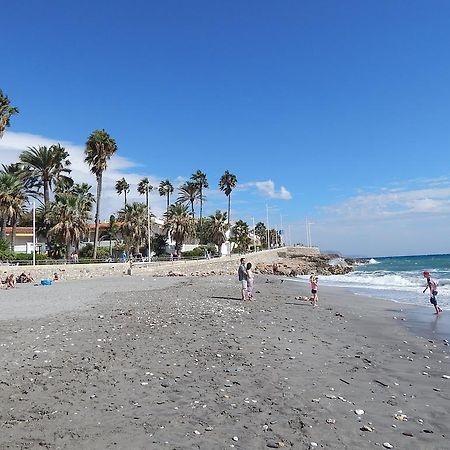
left=311, top=289, right=317, bottom=294
left=430, top=291, right=438, bottom=305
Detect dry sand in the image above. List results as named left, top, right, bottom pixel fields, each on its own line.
left=0, top=273, right=449, bottom=449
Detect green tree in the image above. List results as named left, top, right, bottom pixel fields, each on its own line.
left=232, top=219, right=251, bottom=253
left=20, top=144, right=72, bottom=207
left=115, top=177, right=130, bottom=208
left=205, top=210, right=228, bottom=255
left=164, top=203, right=194, bottom=255
left=137, top=177, right=153, bottom=207
left=219, top=170, right=237, bottom=228
left=84, top=129, right=118, bottom=259
left=191, top=170, right=208, bottom=227
left=0, top=90, right=19, bottom=138
left=48, top=191, right=92, bottom=257
left=177, top=181, right=201, bottom=218
left=0, top=172, right=27, bottom=248
left=107, top=214, right=120, bottom=256
left=118, top=202, right=149, bottom=255
left=158, top=179, right=174, bottom=213
left=151, top=233, right=168, bottom=256
left=255, top=221, right=267, bottom=248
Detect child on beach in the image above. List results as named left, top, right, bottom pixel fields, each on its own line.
left=423, top=271, right=443, bottom=314
left=309, top=274, right=318, bottom=307
left=246, top=262, right=255, bottom=300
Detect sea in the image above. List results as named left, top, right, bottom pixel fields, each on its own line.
left=297, top=254, right=450, bottom=310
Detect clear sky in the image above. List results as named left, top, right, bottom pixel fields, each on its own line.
left=2, top=0, right=450, bottom=256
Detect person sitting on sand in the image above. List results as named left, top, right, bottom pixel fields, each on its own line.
left=423, top=271, right=442, bottom=314
left=27, top=273, right=34, bottom=282
left=5, top=274, right=16, bottom=289
left=53, top=272, right=60, bottom=281
left=246, top=262, right=255, bottom=300
left=17, top=272, right=28, bottom=283
left=309, top=274, right=319, bottom=307
left=238, top=257, right=248, bottom=301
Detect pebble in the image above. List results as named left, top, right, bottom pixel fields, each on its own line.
left=355, top=409, right=364, bottom=415
left=442, top=375, right=450, bottom=379
left=383, top=443, right=393, bottom=449
left=310, top=443, right=318, bottom=449
left=232, top=436, right=239, bottom=442
left=267, top=441, right=284, bottom=448
left=360, top=425, right=373, bottom=432
left=326, top=418, right=335, bottom=424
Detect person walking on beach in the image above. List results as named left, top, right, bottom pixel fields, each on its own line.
left=238, top=257, right=248, bottom=301
left=246, top=262, right=255, bottom=300
left=309, top=274, right=319, bottom=307
left=423, top=271, right=443, bottom=314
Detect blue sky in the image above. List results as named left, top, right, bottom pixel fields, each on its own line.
left=2, top=0, right=450, bottom=256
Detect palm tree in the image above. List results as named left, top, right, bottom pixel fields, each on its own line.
left=191, top=170, right=208, bottom=227
left=232, top=219, right=251, bottom=253
left=115, top=177, right=130, bottom=208
left=118, top=202, right=149, bottom=255
left=219, top=170, right=237, bottom=228
left=205, top=210, right=228, bottom=255
left=164, top=203, right=194, bottom=255
left=20, top=144, right=72, bottom=207
left=107, top=214, right=120, bottom=257
left=0, top=90, right=19, bottom=139
left=137, top=177, right=153, bottom=207
left=177, top=181, right=201, bottom=218
left=158, top=179, right=174, bottom=213
left=0, top=172, right=27, bottom=248
left=84, top=129, right=118, bottom=259
left=48, top=191, right=91, bottom=258
left=255, top=221, right=267, bottom=248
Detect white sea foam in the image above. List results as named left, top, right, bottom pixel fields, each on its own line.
left=294, top=270, right=449, bottom=309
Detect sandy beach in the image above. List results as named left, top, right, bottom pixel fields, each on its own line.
left=0, top=273, right=449, bottom=449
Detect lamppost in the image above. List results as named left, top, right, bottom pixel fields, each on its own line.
left=147, top=184, right=151, bottom=261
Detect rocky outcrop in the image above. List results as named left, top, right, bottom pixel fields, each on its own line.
left=255, top=254, right=354, bottom=277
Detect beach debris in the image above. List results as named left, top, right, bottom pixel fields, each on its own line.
left=326, top=418, right=335, bottom=424
left=423, top=429, right=433, bottom=433
left=354, top=409, right=364, bottom=415
left=309, top=443, right=318, bottom=449
left=312, top=398, right=320, bottom=403
left=339, top=378, right=350, bottom=385
left=442, top=375, right=450, bottom=379
left=360, top=425, right=373, bottom=432
left=326, top=394, right=337, bottom=399
left=374, top=379, right=389, bottom=388
left=394, top=413, right=408, bottom=421
left=383, top=443, right=393, bottom=449
left=194, top=430, right=201, bottom=435
left=402, top=432, right=413, bottom=437
left=232, top=436, right=239, bottom=442
left=267, top=441, right=285, bottom=448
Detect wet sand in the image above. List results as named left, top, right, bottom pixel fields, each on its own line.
left=0, top=275, right=449, bottom=449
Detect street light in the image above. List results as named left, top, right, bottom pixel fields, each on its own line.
left=147, top=184, right=151, bottom=261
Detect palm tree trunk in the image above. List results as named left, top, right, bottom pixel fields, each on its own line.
left=199, top=189, right=203, bottom=228
left=166, top=194, right=170, bottom=212
left=10, top=214, right=17, bottom=252
left=0, top=217, right=5, bottom=240
left=227, top=194, right=231, bottom=227
left=93, top=174, right=102, bottom=259
left=124, top=191, right=127, bottom=208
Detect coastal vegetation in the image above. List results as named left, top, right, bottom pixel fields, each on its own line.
left=0, top=90, right=283, bottom=262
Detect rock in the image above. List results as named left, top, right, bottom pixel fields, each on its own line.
left=355, top=409, right=365, bottom=415
left=360, top=425, right=373, bottom=432
left=267, top=441, right=284, bottom=448
left=394, top=414, right=408, bottom=421
left=383, top=443, right=393, bottom=449
left=233, top=436, right=239, bottom=442
left=402, top=432, right=413, bottom=437
left=326, top=418, right=335, bottom=424
left=442, top=375, right=450, bottom=379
